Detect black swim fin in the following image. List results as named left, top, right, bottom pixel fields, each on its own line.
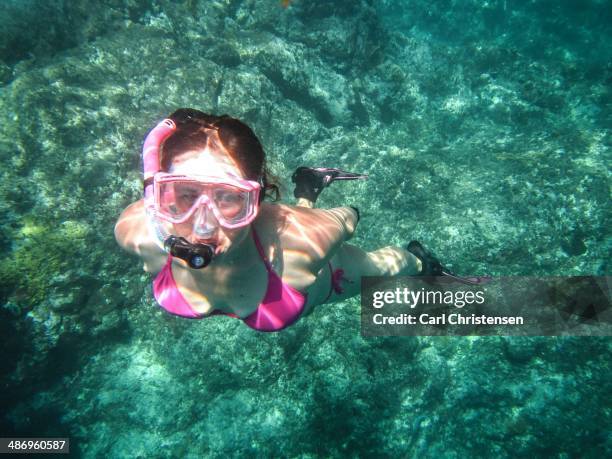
left=292, top=166, right=368, bottom=202
left=407, top=240, right=492, bottom=285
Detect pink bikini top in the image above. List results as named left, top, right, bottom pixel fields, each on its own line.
left=152, top=228, right=307, bottom=332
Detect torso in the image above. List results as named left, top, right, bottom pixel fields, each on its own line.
left=141, top=202, right=332, bottom=317
left=170, top=229, right=273, bottom=317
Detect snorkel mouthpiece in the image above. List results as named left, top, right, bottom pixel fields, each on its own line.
left=164, top=236, right=215, bottom=269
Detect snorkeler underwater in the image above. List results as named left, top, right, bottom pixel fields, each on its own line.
left=114, top=109, right=491, bottom=331
left=0, top=0, right=610, bottom=457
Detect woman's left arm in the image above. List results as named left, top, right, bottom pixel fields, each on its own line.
left=323, top=206, right=360, bottom=241
left=287, top=206, right=360, bottom=272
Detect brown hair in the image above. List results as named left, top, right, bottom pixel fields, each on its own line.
left=160, top=108, right=280, bottom=202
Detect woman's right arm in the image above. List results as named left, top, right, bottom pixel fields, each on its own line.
left=114, top=200, right=167, bottom=274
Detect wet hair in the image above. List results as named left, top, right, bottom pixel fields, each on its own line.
left=160, top=108, right=280, bottom=202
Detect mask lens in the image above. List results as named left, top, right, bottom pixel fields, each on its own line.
left=156, top=178, right=254, bottom=226
left=175, top=183, right=202, bottom=212
left=158, top=181, right=204, bottom=220
left=213, top=188, right=249, bottom=221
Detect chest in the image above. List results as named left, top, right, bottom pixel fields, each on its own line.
left=173, top=258, right=271, bottom=317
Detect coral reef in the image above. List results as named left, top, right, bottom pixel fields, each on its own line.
left=0, top=0, right=609, bottom=456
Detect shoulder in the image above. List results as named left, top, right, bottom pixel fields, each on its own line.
left=259, top=202, right=356, bottom=233
left=255, top=202, right=356, bottom=269
left=114, top=200, right=146, bottom=253
left=114, top=199, right=166, bottom=273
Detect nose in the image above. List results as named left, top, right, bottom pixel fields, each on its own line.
left=192, top=202, right=219, bottom=238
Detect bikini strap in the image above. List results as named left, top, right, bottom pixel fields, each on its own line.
left=251, top=227, right=273, bottom=272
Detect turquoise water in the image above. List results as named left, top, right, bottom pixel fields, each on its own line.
left=0, top=0, right=610, bottom=457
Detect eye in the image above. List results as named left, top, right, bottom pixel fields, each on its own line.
left=176, top=186, right=199, bottom=203
left=214, top=190, right=245, bottom=204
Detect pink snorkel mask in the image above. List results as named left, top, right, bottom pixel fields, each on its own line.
left=143, top=118, right=260, bottom=269
left=153, top=173, right=261, bottom=228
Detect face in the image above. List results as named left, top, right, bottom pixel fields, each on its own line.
left=167, top=146, right=254, bottom=258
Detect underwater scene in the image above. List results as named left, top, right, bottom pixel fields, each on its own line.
left=0, top=0, right=610, bottom=457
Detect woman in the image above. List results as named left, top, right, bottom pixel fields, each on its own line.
left=114, top=108, right=446, bottom=332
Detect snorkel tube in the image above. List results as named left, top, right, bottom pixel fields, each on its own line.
left=142, top=119, right=216, bottom=269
